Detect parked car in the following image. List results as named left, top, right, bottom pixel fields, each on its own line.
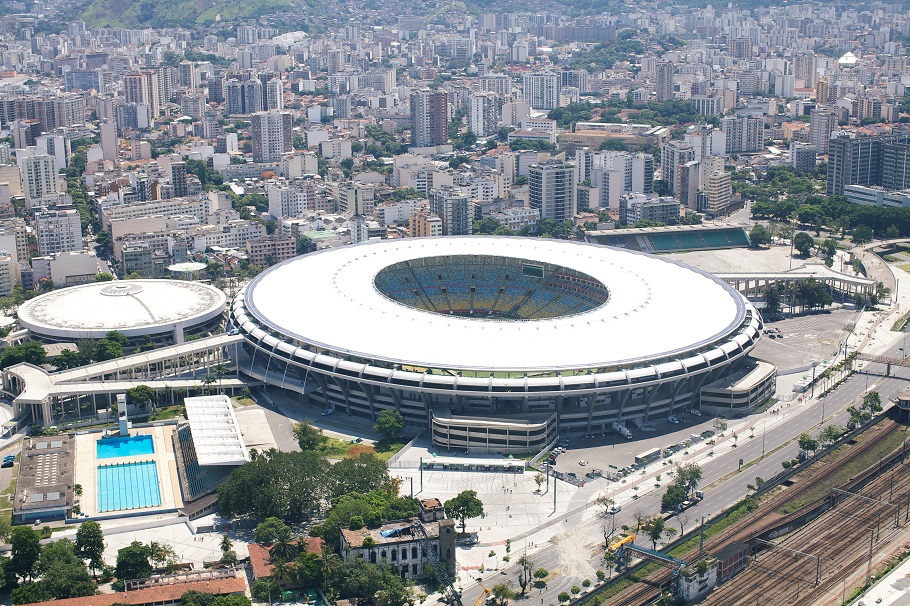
left=667, top=415, right=679, bottom=424
left=579, top=460, right=588, bottom=466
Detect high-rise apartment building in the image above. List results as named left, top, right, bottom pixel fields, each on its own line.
left=656, top=61, right=675, bottom=102
left=251, top=111, right=292, bottom=162
left=468, top=92, right=501, bottom=137
left=18, top=154, right=59, bottom=204
left=225, top=78, right=263, bottom=115
left=522, top=72, right=560, bottom=110
left=726, top=37, right=754, bottom=60
left=809, top=105, right=839, bottom=155
left=722, top=115, right=764, bottom=153
left=826, top=134, right=910, bottom=195
left=410, top=90, right=449, bottom=148
left=428, top=188, right=472, bottom=235
left=529, top=161, right=576, bottom=221
left=791, top=142, right=817, bottom=174
left=170, top=161, right=188, bottom=198
left=34, top=208, right=82, bottom=256
left=124, top=71, right=160, bottom=118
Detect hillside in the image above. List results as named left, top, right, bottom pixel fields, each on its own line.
left=80, top=0, right=292, bottom=29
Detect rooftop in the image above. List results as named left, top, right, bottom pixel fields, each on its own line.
left=184, top=395, right=250, bottom=466
left=17, top=279, right=226, bottom=339
left=243, top=237, right=748, bottom=371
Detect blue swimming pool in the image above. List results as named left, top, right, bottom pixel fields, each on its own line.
left=96, top=435, right=154, bottom=459
left=97, top=461, right=162, bottom=512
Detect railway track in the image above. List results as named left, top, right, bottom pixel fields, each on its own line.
left=605, top=415, right=905, bottom=606
left=704, top=459, right=910, bottom=605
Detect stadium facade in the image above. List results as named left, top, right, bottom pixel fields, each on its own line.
left=230, top=237, right=764, bottom=453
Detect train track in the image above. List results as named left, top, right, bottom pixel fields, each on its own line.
left=704, top=452, right=910, bottom=605
left=605, top=415, right=905, bottom=606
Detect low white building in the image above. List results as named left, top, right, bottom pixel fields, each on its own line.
left=31, top=250, right=109, bottom=286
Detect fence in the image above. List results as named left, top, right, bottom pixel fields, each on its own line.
left=386, top=432, right=423, bottom=469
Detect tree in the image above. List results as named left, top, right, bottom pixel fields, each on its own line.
left=852, top=225, right=874, bottom=245
left=491, top=582, right=516, bottom=605
left=10, top=527, right=41, bottom=582
left=749, top=223, right=772, bottom=246
left=94, top=272, right=114, bottom=282
left=0, top=341, right=47, bottom=369
left=75, top=521, right=105, bottom=577
left=147, top=541, right=176, bottom=569
left=675, top=462, right=703, bottom=497
left=270, top=527, right=298, bottom=563
left=864, top=391, right=883, bottom=413
left=219, top=535, right=233, bottom=557
left=31, top=539, right=96, bottom=600
left=534, top=473, right=545, bottom=491
left=126, top=385, right=155, bottom=409
left=793, top=231, right=814, bottom=257
left=373, top=409, right=405, bottom=441
left=53, top=348, right=85, bottom=370
left=517, top=554, right=534, bottom=595
left=329, top=452, right=393, bottom=500
left=255, top=517, right=291, bottom=544
left=445, top=490, right=485, bottom=533
left=661, top=484, right=688, bottom=512
left=533, top=567, right=549, bottom=583
left=821, top=424, right=842, bottom=445
left=94, top=338, right=123, bottom=362
left=798, top=432, right=819, bottom=456
left=293, top=421, right=328, bottom=451
left=115, top=541, right=152, bottom=581
left=596, top=495, right=618, bottom=546
left=645, top=517, right=665, bottom=550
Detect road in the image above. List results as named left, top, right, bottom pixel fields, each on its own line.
left=458, top=342, right=910, bottom=606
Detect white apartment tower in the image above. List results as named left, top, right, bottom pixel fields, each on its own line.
left=522, top=72, right=560, bottom=110
left=529, top=161, right=576, bottom=221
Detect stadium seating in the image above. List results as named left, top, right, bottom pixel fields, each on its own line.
left=374, top=255, right=610, bottom=320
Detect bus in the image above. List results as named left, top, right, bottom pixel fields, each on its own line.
left=634, top=447, right=662, bottom=467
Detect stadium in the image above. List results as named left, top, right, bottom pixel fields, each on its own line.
left=230, top=237, right=765, bottom=453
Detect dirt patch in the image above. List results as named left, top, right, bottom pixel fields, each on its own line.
left=551, top=524, right=598, bottom=580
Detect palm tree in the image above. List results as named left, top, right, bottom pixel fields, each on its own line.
left=212, top=363, right=228, bottom=394
left=220, top=535, right=233, bottom=556
left=270, top=527, right=298, bottom=563
left=320, top=546, right=342, bottom=589
left=270, top=559, right=297, bottom=586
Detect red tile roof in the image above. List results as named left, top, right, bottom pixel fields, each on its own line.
left=27, top=577, right=248, bottom=606
left=248, top=538, right=327, bottom=580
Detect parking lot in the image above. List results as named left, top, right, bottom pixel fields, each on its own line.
left=549, top=413, right=721, bottom=479
left=751, top=308, right=859, bottom=373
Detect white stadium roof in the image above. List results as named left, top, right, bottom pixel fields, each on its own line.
left=17, top=280, right=226, bottom=340
left=243, top=237, right=748, bottom=372
left=184, top=395, right=250, bottom=466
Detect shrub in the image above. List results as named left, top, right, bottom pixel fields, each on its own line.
left=582, top=579, right=591, bottom=587
left=558, top=592, right=571, bottom=603
left=571, top=585, right=581, bottom=594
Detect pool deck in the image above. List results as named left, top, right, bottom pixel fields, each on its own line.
left=75, top=426, right=184, bottom=519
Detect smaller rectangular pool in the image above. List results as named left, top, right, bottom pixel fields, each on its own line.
left=97, top=461, right=162, bottom=512
left=96, top=435, right=155, bottom=459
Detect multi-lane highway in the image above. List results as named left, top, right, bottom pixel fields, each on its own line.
left=458, top=340, right=910, bottom=606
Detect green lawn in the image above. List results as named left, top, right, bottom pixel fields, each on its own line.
left=778, top=426, right=909, bottom=514
left=317, top=438, right=406, bottom=462
left=148, top=405, right=184, bottom=421
left=232, top=396, right=256, bottom=407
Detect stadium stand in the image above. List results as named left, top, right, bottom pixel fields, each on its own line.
left=374, top=255, right=609, bottom=320
left=586, top=226, right=750, bottom=252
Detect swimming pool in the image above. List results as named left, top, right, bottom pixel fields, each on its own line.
left=96, top=435, right=155, bottom=459
left=97, top=461, right=162, bottom=512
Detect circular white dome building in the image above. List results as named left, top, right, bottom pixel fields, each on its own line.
left=231, top=237, right=763, bottom=451
left=18, top=280, right=226, bottom=344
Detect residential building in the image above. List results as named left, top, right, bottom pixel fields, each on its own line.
left=0, top=252, right=19, bottom=296
left=826, top=134, right=910, bottom=195
left=705, top=170, right=733, bottom=216
left=656, top=61, right=675, bottom=102
left=18, top=154, right=59, bottom=205
left=410, top=90, right=449, bottom=147
left=529, top=161, right=576, bottom=221
left=468, top=92, right=501, bottom=137
left=245, top=236, right=297, bottom=266
left=809, top=105, right=839, bottom=155
left=489, top=207, right=539, bottom=233
left=32, top=250, right=107, bottom=286
left=409, top=211, right=443, bottom=237
left=121, top=242, right=155, bottom=277
left=791, top=142, right=817, bottom=173
left=722, top=115, right=763, bottom=153
left=619, top=194, right=680, bottom=225
left=429, top=188, right=472, bottom=235
left=522, top=72, right=560, bottom=110
left=35, top=209, right=82, bottom=256
left=251, top=111, right=292, bottom=163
